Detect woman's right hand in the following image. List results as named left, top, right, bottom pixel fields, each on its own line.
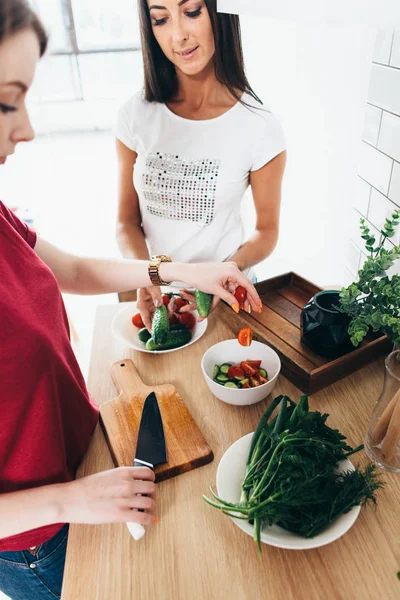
left=137, top=286, right=163, bottom=332
left=61, top=466, right=156, bottom=526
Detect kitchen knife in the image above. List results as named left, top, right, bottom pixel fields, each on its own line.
left=127, top=391, right=167, bottom=541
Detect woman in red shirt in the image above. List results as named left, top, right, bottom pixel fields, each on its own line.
left=0, top=2, right=261, bottom=599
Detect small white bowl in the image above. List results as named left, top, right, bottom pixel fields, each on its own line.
left=216, top=433, right=361, bottom=550
left=201, top=339, right=281, bottom=406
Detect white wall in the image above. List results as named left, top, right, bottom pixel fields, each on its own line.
left=237, top=15, right=376, bottom=287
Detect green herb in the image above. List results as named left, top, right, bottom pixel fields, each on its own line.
left=397, top=571, right=400, bottom=581
left=203, top=395, right=382, bottom=554
left=338, top=210, right=400, bottom=347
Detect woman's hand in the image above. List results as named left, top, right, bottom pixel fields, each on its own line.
left=61, top=467, right=156, bottom=526
left=172, top=262, right=261, bottom=314
left=137, top=286, right=163, bottom=332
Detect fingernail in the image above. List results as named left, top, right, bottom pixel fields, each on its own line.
left=154, top=299, right=160, bottom=307
left=154, top=517, right=159, bottom=524
left=259, top=301, right=263, bottom=312
left=232, top=304, right=240, bottom=314
left=247, top=305, right=252, bottom=314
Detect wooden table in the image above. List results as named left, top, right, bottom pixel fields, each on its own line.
left=62, top=304, right=400, bottom=600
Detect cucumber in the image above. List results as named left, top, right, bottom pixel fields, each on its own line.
left=239, top=378, right=249, bottom=387
left=170, top=323, right=187, bottom=331
left=258, top=368, right=268, bottom=379
left=138, top=328, right=151, bottom=343
left=216, top=373, right=229, bottom=383
left=152, top=304, right=169, bottom=345
left=220, top=363, right=232, bottom=375
left=224, top=381, right=239, bottom=389
left=213, top=365, right=220, bottom=379
left=194, top=290, right=213, bottom=318
left=145, top=328, right=192, bottom=351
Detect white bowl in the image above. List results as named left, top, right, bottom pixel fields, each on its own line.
left=201, top=339, right=281, bottom=406
left=216, top=432, right=361, bottom=550
left=111, top=303, right=208, bottom=354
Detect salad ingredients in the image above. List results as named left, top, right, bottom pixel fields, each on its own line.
left=234, top=285, right=247, bottom=307
left=213, top=362, right=268, bottom=388
left=152, top=305, right=169, bottom=345
left=146, top=328, right=192, bottom=351
left=132, top=313, right=145, bottom=329
left=238, top=328, right=253, bottom=347
left=194, top=290, right=213, bottom=317
left=178, top=312, right=196, bottom=330
left=203, top=394, right=382, bottom=553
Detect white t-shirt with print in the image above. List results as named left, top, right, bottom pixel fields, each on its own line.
left=115, top=91, right=286, bottom=274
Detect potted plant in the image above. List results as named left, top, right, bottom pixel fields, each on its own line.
left=301, top=209, right=400, bottom=357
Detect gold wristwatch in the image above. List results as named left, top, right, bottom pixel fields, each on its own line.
left=148, top=255, right=172, bottom=286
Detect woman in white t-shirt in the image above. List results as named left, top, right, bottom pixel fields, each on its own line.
left=116, top=0, right=286, bottom=330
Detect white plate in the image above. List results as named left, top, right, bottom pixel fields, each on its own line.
left=111, top=303, right=208, bottom=354
left=216, top=432, right=361, bottom=550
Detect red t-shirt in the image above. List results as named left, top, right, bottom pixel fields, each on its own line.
left=0, top=201, right=99, bottom=551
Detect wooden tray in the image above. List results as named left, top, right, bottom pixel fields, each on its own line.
left=218, top=272, right=392, bottom=394
left=100, top=359, right=213, bottom=482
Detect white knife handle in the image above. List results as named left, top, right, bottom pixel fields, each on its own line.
left=126, top=521, right=145, bottom=540
left=127, top=459, right=154, bottom=541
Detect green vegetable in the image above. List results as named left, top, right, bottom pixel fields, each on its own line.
left=203, top=394, right=382, bottom=554
left=213, top=365, right=220, bottom=379
left=152, top=304, right=169, bottom=345
left=194, top=290, right=213, bottom=317
left=220, top=363, right=232, bottom=374
left=338, top=210, right=400, bottom=346
left=239, top=378, right=249, bottom=387
left=224, top=381, right=239, bottom=389
left=146, top=328, right=191, bottom=351
left=258, top=368, right=268, bottom=379
left=138, top=328, right=152, bottom=343
left=170, top=323, right=187, bottom=331
left=216, top=373, right=229, bottom=383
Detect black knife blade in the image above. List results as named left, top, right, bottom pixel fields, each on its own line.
left=134, top=391, right=167, bottom=468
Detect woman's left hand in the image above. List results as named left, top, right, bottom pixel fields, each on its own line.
left=175, top=261, right=261, bottom=315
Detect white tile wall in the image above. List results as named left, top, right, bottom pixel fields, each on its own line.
left=349, top=208, right=365, bottom=250
left=354, top=176, right=371, bottom=215
left=362, top=104, right=382, bottom=145
left=346, top=239, right=361, bottom=275
left=390, top=30, right=400, bottom=68
left=368, top=188, right=400, bottom=244
left=373, top=29, right=394, bottom=64
left=378, top=111, right=400, bottom=163
left=389, top=160, right=400, bottom=204
left=358, top=142, right=393, bottom=195
left=368, top=64, right=400, bottom=116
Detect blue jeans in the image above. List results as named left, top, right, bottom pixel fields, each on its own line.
left=0, top=525, right=68, bottom=600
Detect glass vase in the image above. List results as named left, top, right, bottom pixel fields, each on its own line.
left=365, top=349, right=400, bottom=473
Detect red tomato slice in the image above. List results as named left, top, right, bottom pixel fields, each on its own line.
left=238, top=328, right=253, bottom=347
left=240, top=361, right=257, bottom=377
left=258, top=375, right=268, bottom=385
left=227, top=366, right=245, bottom=380
left=132, top=313, right=145, bottom=328
left=234, top=285, right=247, bottom=304
left=178, top=312, right=196, bottom=330
left=246, top=360, right=262, bottom=368
left=162, top=294, right=170, bottom=307
left=175, top=297, right=188, bottom=312
left=249, top=377, right=261, bottom=387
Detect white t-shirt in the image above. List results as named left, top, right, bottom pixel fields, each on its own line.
left=115, top=91, right=286, bottom=274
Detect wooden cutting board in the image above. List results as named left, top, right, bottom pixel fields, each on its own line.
left=99, top=359, right=214, bottom=482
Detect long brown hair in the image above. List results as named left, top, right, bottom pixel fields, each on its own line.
left=0, top=0, right=48, bottom=57
left=138, top=0, right=261, bottom=105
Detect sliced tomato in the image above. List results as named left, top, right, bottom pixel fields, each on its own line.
left=240, top=361, right=257, bottom=377
left=246, top=360, right=262, bottom=368
left=234, top=285, right=247, bottom=304
left=258, top=375, right=268, bottom=385
left=162, top=294, right=170, bottom=307
left=249, top=377, right=261, bottom=387
left=238, top=328, right=253, bottom=347
left=227, top=365, right=245, bottom=380
left=178, top=312, right=196, bottom=330
left=175, top=296, right=188, bottom=312
left=241, top=382, right=251, bottom=389
left=132, top=313, right=145, bottom=328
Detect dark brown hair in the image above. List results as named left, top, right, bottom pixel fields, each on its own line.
left=138, top=0, right=261, bottom=105
left=0, top=0, right=48, bottom=57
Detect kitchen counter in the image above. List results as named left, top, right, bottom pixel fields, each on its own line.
left=62, top=304, right=400, bottom=600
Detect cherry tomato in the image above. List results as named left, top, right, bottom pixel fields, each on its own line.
left=240, top=360, right=257, bottom=377
left=168, top=313, right=178, bottom=325
left=227, top=365, right=245, bottom=380
left=132, top=313, right=145, bottom=328
left=246, top=360, right=262, bottom=368
left=178, top=312, right=196, bottom=330
left=174, top=297, right=188, bottom=312
left=162, top=294, right=170, bottom=307
left=234, top=286, right=247, bottom=304
left=238, top=328, right=253, bottom=347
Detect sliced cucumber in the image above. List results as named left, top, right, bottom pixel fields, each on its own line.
left=258, top=368, right=268, bottom=379
left=224, top=381, right=239, bottom=389
left=213, top=365, right=220, bottom=379
left=216, top=373, right=229, bottom=383
left=239, top=378, right=250, bottom=388
left=220, top=363, right=232, bottom=375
